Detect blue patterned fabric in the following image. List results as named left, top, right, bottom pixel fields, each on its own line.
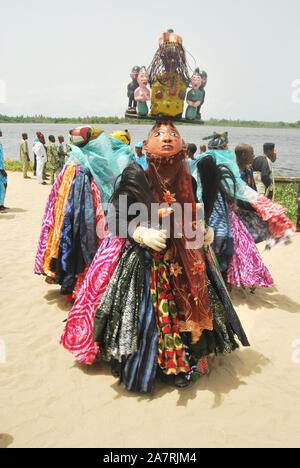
left=123, top=252, right=158, bottom=394
left=209, top=193, right=234, bottom=273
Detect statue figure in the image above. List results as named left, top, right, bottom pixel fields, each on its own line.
left=196, top=70, right=208, bottom=120
left=127, top=66, right=140, bottom=113
left=134, top=67, right=151, bottom=116
left=148, top=29, right=189, bottom=118
left=185, top=68, right=204, bottom=120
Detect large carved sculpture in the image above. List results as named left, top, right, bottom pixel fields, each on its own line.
left=148, top=29, right=189, bottom=118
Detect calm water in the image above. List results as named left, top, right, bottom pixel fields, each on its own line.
left=1, top=123, right=300, bottom=176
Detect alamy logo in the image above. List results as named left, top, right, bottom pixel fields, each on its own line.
left=0, top=340, right=6, bottom=364
left=0, top=80, right=6, bottom=104
left=291, top=339, right=300, bottom=364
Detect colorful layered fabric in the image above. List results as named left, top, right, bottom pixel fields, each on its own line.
left=122, top=253, right=158, bottom=394
left=43, top=165, right=76, bottom=277
left=71, top=178, right=107, bottom=300
left=227, top=209, right=274, bottom=288
left=234, top=206, right=270, bottom=244
left=251, top=192, right=295, bottom=244
left=150, top=253, right=190, bottom=376
left=209, top=193, right=234, bottom=274
left=34, top=167, right=67, bottom=274
left=91, top=178, right=106, bottom=245
left=60, top=235, right=125, bottom=364
left=241, top=165, right=257, bottom=191
left=147, top=151, right=212, bottom=343
left=93, top=245, right=145, bottom=362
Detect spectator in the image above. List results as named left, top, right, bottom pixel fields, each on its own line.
left=235, top=144, right=257, bottom=190
left=19, top=133, right=30, bottom=179
left=252, top=143, right=276, bottom=200
left=47, top=135, right=60, bottom=185
left=0, top=128, right=8, bottom=212
left=57, top=136, right=67, bottom=168
left=199, top=144, right=206, bottom=154
left=187, top=143, right=197, bottom=160
left=33, top=133, right=47, bottom=185
left=132, top=141, right=148, bottom=170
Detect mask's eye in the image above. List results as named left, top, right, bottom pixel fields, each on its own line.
left=170, top=132, right=178, bottom=137
left=154, top=132, right=161, bottom=137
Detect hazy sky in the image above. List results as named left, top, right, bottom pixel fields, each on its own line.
left=1, top=0, right=300, bottom=121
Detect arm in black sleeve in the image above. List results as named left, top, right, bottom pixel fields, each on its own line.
left=252, top=156, right=271, bottom=189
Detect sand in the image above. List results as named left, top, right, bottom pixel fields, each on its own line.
left=0, top=171, right=300, bottom=449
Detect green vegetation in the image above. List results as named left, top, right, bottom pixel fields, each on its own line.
left=1, top=113, right=300, bottom=129
left=274, top=183, right=298, bottom=224
left=4, top=159, right=50, bottom=172
left=0, top=114, right=126, bottom=125
left=204, top=119, right=300, bottom=129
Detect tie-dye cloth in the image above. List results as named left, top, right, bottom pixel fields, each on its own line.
left=227, top=209, right=274, bottom=288
left=34, top=166, right=68, bottom=274
left=251, top=192, right=295, bottom=246
left=60, top=234, right=126, bottom=365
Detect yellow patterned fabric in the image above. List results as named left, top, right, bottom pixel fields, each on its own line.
left=150, top=73, right=186, bottom=117
left=43, top=165, right=76, bottom=277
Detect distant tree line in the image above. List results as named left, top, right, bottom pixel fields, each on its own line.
left=1, top=114, right=300, bottom=129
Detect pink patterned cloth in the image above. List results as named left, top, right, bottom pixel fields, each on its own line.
left=251, top=193, right=295, bottom=239
left=91, top=178, right=107, bottom=246
left=34, top=166, right=67, bottom=274
left=227, top=209, right=274, bottom=288
left=60, top=234, right=126, bottom=364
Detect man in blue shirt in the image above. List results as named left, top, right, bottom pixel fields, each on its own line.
left=132, top=141, right=148, bottom=170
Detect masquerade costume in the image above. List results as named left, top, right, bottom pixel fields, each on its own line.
left=192, top=132, right=294, bottom=289
left=34, top=126, right=132, bottom=299
left=60, top=123, right=250, bottom=393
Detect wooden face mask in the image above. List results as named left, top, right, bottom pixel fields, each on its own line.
left=143, top=123, right=184, bottom=157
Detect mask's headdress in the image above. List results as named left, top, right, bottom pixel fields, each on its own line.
left=147, top=29, right=191, bottom=87
left=203, top=131, right=228, bottom=150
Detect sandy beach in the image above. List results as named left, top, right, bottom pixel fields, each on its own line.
left=1, top=171, right=300, bottom=449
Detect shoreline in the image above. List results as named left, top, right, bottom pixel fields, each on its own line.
left=1, top=119, right=300, bottom=131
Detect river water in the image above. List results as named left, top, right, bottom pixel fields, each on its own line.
left=1, top=123, right=299, bottom=176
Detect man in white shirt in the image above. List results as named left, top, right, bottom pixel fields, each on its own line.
left=33, top=133, right=47, bottom=185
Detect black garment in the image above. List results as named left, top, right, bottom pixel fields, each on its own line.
left=252, top=156, right=272, bottom=190
left=127, top=80, right=139, bottom=108
left=190, top=251, right=250, bottom=359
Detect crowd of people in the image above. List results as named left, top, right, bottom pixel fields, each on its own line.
left=19, top=132, right=67, bottom=185
left=186, top=140, right=277, bottom=201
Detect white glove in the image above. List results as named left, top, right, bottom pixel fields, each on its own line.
left=133, top=226, right=167, bottom=252
left=204, top=225, right=214, bottom=247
